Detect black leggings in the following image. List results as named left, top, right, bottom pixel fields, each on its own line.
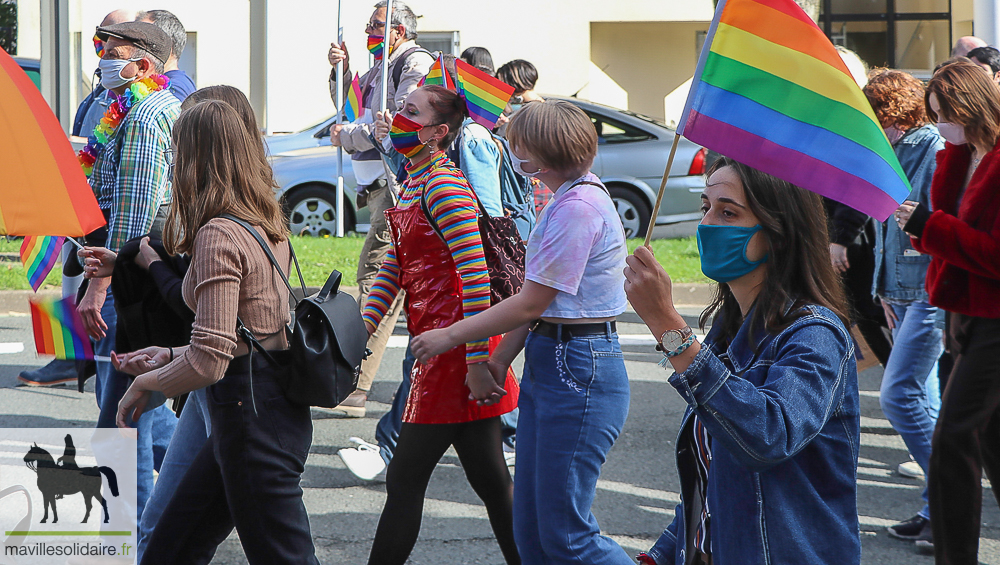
left=367, top=417, right=520, bottom=565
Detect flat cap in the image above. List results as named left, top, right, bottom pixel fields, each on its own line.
left=96, top=21, right=171, bottom=64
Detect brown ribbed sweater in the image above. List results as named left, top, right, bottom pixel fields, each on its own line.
left=155, top=218, right=291, bottom=398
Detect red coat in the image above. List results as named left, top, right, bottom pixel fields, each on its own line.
left=911, top=140, right=1000, bottom=318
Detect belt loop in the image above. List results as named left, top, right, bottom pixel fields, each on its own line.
left=555, top=323, right=563, bottom=342
left=605, top=321, right=612, bottom=340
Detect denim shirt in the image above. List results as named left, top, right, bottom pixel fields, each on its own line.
left=457, top=118, right=504, bottom=217
left=648, top=304, right=861, bottom=565
left=873, top=124, right=943, bottom=302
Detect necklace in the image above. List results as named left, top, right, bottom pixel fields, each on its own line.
left=77, top=75, right=170, bottom=178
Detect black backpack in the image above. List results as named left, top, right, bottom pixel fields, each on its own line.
left=221, top=215, right=369, bottom=408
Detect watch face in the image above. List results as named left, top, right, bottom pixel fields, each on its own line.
left=663, top=330, right=685, bottom=350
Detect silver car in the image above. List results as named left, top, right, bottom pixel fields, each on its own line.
left=266, top=97, right=709, bottom=238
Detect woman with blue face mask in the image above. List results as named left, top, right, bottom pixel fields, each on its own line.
left=624, top=158, right=861, bottom=565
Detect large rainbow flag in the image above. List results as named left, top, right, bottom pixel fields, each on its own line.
left=0, top=48, right=106, bottom=236
left=20, top=235, right=64, bottom=292
left=678, top=0, right=910, bottom=221
left=30, top=296, right=94, bottom=361
left=455, top=59, right=515, bottom=130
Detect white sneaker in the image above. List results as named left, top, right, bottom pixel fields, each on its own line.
left=338, top=437, right=386, bottom=481
left=898, top=460, right=925, bottom=480
left=503, top=444, right=516, bottom=467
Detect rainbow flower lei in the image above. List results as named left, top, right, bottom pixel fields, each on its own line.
left=77, top=75, right=170, bottom=177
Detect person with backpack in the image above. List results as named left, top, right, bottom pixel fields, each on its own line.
left=326, top=0, right=433, bottom=419
left=112, top=100, right=319, bottom=564
left=363, top=84, right=520, bottom=565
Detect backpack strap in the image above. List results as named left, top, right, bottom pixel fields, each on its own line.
left=391, top=47, right=431, bottom=94
left=419, top=162, right=492, bottom=245
left=217, top=214, right=307, bottom=301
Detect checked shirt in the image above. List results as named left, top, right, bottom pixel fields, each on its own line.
left=89, top=88, right=180, bottom=252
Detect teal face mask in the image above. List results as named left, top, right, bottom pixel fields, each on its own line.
left=697, top=224, right=768, bottom=283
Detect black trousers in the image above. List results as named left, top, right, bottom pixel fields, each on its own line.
left=929, top=314, right=1000, bottom=565
left=141, top=352, right=318, bottom=565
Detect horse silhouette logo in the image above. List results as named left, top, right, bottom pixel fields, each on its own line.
left=21, top=434, right=119, bottom=524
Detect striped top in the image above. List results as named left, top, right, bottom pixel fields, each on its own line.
left=363, top=152, right=490, bottom=364
left=692, top=415, right=713, bottom=555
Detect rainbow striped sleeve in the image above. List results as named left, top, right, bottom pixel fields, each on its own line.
left=425, top=169, right=491, bottom=364
left=362, top=250, right=402, bottom=333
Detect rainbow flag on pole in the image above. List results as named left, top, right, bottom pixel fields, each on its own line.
left=20, top=235, right=64, bottom=292
left=455, top=59, right=515, bottom=130
left=343, top=73, right=364, bottom=122
left=420, top=55, right=456, bottom=91
left=30, top=296, right=94, bottom=360
left=678, top=0, right=911, bottom=221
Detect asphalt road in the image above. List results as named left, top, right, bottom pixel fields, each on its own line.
left=1, top=293, right=998, bottom=564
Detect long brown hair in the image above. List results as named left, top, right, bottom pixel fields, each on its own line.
left=163, top=100, right=287, bottom=255
left=926, top=60, right=1000, bottom=151
left=699, top=158, right=850, bottom=343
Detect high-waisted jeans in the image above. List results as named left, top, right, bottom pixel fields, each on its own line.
left=140, top=351, right=318, bottom=564
left=515, top=326, right=633, bottom=565
left=878, top=300, right=942, bottom=518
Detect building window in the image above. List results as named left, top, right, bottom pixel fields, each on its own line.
left=417, top=31, right=459, bottom=56
left=820, top=0, right=951, bottom=72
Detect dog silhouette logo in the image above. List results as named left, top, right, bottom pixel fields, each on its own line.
left=22, top=434, right=119, bottom=524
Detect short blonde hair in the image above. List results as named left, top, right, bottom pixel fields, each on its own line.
left=506, top=100, right=597, bottom=177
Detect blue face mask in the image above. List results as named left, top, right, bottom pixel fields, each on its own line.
left=696, top=224, right=768, bottom=283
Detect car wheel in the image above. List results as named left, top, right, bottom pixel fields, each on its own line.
left=609, top=185, right=651, bottom=239
left=284, top=185, right=352, bottom=237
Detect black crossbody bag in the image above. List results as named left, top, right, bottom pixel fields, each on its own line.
left=220, top=215, right=369, bottom=408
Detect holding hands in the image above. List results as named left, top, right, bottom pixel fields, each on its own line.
left=411, top=328, right=506, bottom=406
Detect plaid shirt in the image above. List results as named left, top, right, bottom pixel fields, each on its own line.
left=89, top=89, right=180, bottom=252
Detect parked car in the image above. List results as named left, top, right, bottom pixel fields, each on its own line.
left=266, top=97, right=710, bottom=238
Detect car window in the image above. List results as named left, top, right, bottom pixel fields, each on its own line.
left=587, top=113, right=653, bottom=144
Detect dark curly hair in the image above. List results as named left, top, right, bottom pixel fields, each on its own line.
left=863, top=68, right=928, bottom=131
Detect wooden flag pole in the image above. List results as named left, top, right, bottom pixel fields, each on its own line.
left=377, top=0, right=398, bottom=203
left=643, top=133, right=682, bottom=247
left=335, top=0, right=344, bottom=237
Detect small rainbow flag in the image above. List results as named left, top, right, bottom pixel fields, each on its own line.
left=455, top=59, right=515, bottom=130
left=420, top=55, right=456, bottom=91
left=344, top=73, right=364, bottom=122
left=20, top=235, right=64, bottom=292
left=30, top=295, right=94, bottom=361
left=677, top=0, right=910, bottom=221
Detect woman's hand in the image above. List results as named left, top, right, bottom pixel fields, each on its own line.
left=135, top=237, right=161, bottom=271
left=411, top=327, right=458, bottom=364
left=829, top=243, right=850, bottom=274
left=466, top=362, right=506, bottom=406
left=112, top=347, right=171, bottom=376
left=624, top=245, right=685, bottom=338
left=78, top=247, right=117, bottom=279
left=881, top=300, right=899, bottom=331
left=896, top=201, right=919, bottom=235
left=373, top=111, right=392, bottom=143
left=117, top=375, right=153, bottom=428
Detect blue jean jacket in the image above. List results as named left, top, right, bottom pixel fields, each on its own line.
left=873, top=124, right=943, bottom=302
left=648, top=304, right=861, bottom=565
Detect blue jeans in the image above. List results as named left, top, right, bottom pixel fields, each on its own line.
left=376, top=342, right=518, bottom=464
left=93, top=289, right=177, bottom=522
left=515, top=328, right=632, bottom=565
left=137, top=388, right=211, bottom=562
left=879, top=300, right=942, bottom=519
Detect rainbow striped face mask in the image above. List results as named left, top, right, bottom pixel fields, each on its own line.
left=389, top=113, right=428, bottom=158
left=367, top=34, right=385, bottom=61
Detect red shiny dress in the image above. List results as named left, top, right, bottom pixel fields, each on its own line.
left=385, top=199, right=519, bottom=424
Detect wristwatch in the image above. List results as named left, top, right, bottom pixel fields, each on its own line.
left=658, top=326, right=694, bottom=355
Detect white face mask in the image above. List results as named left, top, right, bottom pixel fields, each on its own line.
left=937, top=122, right=968, bottom=145
left=99, top=57, right=142, bottom=90
left=509, top=150, right=541, bottom=178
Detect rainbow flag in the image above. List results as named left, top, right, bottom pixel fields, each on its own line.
left=0, top=48, right=105, bottom=236
left=420, top=55, right=456, bottom=90
left=455, top=59, right=515, bottom=130
left=344, top=73, right=364, bottom=122
left=30, top=296, right=94, bottom=361
left=20, top=235, right=64, bottom=292
left=677, top=0, right=910, bottom=221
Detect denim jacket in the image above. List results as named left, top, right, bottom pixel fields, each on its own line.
left=873, top=124, right=943, bottom=302
left=647, top=304, right=861, bottom=565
